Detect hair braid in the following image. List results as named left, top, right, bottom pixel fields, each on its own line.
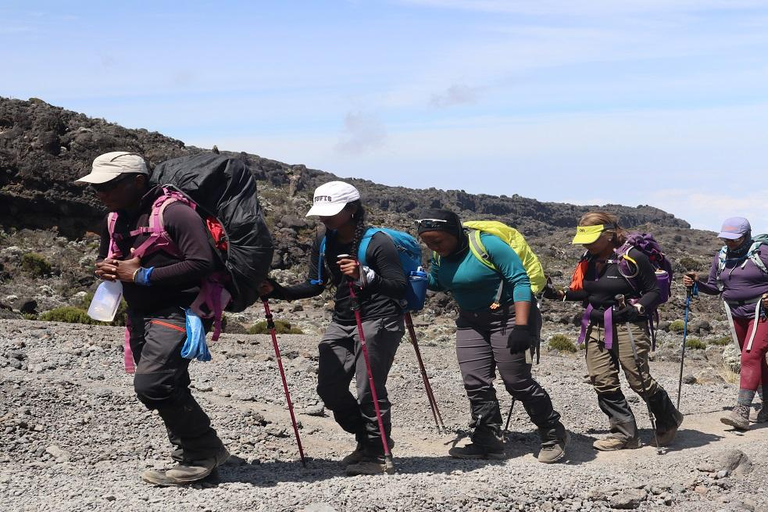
left=348, top=200, right=367, bottom=260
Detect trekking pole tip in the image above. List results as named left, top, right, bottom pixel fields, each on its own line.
left=385, top=456, right=396, bottom=475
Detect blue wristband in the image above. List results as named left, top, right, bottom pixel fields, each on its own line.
left=135, top=267, right=154, bottom=286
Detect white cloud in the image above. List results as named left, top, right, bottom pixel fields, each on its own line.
left=651, top=188, right=768, bottom=232
left=430, top=84, right=479, bottom=108
left=335, top=111, right=388, bottom=155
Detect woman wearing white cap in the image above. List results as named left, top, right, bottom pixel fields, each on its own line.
left=683, top=217, right=768, bottom=429
left=260, top=181, right=407, bottom=475
left=544, top=211, right=683, bottom=450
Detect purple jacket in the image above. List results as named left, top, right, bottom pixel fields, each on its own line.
left=697, top=245, right=768, bottom=318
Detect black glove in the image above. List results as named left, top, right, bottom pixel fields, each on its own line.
left=589, top=307, right=606, bottom=324
left=507, top=325, right=533, bottom=353
left=542, top=282, right=562, bottom=300
left=613, top=305, right=639, bottom=323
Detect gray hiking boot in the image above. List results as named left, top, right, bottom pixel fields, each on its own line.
left=721, top=404, right=750, bottom=431
left=749, top=405, right=768, bottom=424
left=141, top=446, right=230, bottom=486
left=538, top=428, right=569, bottom=464
left=343, top=439, right=394, bottom=466
left=448, top=442, right=506, bottom=460
left=593, top=435, right=640, bottom=451
left=341, top=443, right=366, bottom=466
left=345, top=454, right=395, bottom=476
left=651, top=409, right=684, bottom=447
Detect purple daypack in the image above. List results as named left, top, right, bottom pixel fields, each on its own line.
left=616, top=233, right=673, bottom=306
left=617, top=232, right=673, bottom=349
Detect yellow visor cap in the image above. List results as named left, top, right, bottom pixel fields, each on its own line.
left=571, top=224, right=605, bottom=245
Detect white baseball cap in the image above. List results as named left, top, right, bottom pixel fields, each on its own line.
left=305, top=181, right=361, bottom=217
left=76, top=151, right=148, bottom=184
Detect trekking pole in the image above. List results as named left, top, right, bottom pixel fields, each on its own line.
left=615, top=294, right=664, bottom=455
left=745, top=298, right=765, bottom=353
left=676, top=284, right=694, bottom=410
left=503, top=399, right=516, bottom=434
left=348, top=282, right=395, bottom=474
left=404, top=312, right=445, bottom=432
left=262, top=299, right=307, bottom=467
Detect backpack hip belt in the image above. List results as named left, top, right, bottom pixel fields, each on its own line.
left=724, top=297, right=761, bottom=307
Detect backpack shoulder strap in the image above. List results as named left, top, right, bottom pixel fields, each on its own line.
left=132, top=190, right=183, bottom=259
left=106, top=212, right=120, bottom=259
left=467, top=229, right=498, bottom=272
left=357, top=227, right=379, bottom=267
left=748, top=242, right=768, bottom=275
left=310, top=234, right=328, bottom=286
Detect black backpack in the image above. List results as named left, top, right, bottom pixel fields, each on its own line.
left=150, top=153, right=274, bottom=318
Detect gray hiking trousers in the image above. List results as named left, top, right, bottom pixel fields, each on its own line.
left=128, top=307, right=224, bottom=462
left=455, top=305, right=560, bottom=431
left=316, top=315, right=404, bottom=451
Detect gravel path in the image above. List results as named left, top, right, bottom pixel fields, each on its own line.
left=1, top=319, right=766, bottom=512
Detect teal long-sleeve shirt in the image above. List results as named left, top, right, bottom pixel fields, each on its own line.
left=427, top=233, right=532, bottom=311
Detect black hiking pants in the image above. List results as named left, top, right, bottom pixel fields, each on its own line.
left=128, top=307, right=224, bottom=462
left=316, top=315, right=404, bottom=454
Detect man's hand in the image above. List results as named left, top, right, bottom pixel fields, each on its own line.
left=94, top=251, right=141, bottom=283
left=95, top=259, right=119, bottom=281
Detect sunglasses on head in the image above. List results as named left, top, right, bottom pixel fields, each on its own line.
left=415, top=218, right=449, bottom=230
left=90, top=173, right=136, bottom=193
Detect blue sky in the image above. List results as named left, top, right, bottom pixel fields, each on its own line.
left=3, top=0, right=768, bottom=232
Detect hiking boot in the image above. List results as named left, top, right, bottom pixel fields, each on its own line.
left=650, top=409, right=684, bottom=447
left=721, top=405, right=750, bottom=431
left=345, top=455, right=394, bottom=476
left=343, top=438, right=394, bottom=466
left=341, top=443, right=366, bottom=466
left=448, top=442, right=506, bottom=460
left=141, top=446, right=230, bottom=486
left=593, top=435, right=640, bottom=451
left=749, top=405, right=768, bottom=423
left=538, top=430, right=569, bottom=464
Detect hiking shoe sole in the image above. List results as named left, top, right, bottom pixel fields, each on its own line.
left=448, top=450, right=507, bottom=460
left=593, top=437, right=640, bottom=451
left=720, top=416, right=750, bottom=431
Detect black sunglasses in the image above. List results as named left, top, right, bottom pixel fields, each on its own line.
left=90, top=173, right=137, bottom=193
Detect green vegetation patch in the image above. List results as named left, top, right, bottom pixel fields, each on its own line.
left=21, top=252, right=52, bottom=277
left=548, top=334, right=577, bottom=353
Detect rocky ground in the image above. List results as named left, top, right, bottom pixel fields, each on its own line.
left=1, top=317, right=766, bottom=512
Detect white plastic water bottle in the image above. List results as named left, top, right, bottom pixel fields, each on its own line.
left=87, top=280, right=123, bottom=322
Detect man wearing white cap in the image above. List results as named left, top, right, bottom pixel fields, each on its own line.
left=77, top=151, right=229, bottom=485
left=260, top=180, right=408, bottom=475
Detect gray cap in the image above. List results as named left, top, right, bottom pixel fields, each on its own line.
left=76, top=151, right=148, bottom=184
left=718, top=217, right=751, bottom=240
